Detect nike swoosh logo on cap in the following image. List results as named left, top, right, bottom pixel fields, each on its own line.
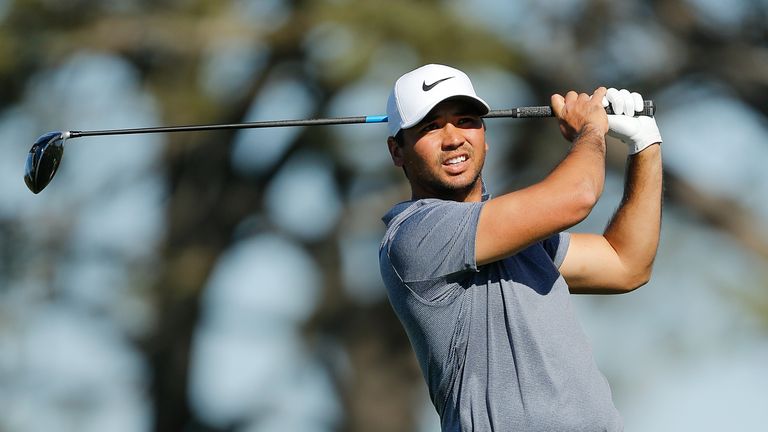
left=422, top=76, right=454, bottom=91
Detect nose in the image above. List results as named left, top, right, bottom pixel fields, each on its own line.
left=441, top=122, right=464, bottom=149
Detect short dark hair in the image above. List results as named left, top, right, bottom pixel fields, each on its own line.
left=393, top=130, right=405, bottom=146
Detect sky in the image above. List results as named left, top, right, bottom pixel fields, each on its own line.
left=1, top=1, right=767, bottom=431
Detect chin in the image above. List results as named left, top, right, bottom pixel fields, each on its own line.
left=447, top=172, right=481, bottom=189
left=436, top=176, right=482, bottom=198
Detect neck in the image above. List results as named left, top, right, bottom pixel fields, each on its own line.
left=411, top=178, right=485, bottom=202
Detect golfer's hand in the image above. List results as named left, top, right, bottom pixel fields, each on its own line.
left=551, top=87, right=609, bottom=142
left=603, top=88, right=662, bottom=154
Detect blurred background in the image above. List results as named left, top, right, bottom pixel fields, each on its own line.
left=1, top=0, right=767, bottom=430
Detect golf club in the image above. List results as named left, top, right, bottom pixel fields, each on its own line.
left=24, top=101, right=655, bottom=194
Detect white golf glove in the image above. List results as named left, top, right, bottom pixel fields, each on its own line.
left=603, top=88, right=662, bottom=154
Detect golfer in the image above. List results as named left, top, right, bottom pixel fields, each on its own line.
left=379, top=64, right=662, bottom=431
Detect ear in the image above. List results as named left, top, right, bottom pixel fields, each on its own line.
left=387, top=136, right=404, bottom=167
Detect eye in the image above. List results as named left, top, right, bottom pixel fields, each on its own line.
left=420, top=122, right=439, bottom=133
left=457, top=116, right=480, bottom=126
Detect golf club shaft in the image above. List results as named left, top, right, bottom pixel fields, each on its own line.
left=69, top=101, right=655, bottom=138
left=69, top=115, right=389, bottom=138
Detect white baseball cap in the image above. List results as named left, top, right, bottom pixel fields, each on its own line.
left=386, top=64, right=490, bottom=136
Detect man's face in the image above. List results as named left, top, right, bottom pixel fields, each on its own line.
left=387, top=98, right=488, bottom=202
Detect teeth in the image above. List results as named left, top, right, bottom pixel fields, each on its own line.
left=446, top=155, right=467, bottom=165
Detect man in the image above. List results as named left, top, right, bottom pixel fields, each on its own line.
left=379, top=64, right=662, bottom=431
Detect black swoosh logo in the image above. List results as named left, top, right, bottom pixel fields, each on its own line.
left=422, top=76, right=454, bottom=91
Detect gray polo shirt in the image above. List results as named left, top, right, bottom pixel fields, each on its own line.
left=379, top=197, right=623, bottom=431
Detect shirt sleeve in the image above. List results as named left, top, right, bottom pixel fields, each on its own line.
left=385, top=199, right=484, bottom=283
left=542, top=232, right=571, bottom=268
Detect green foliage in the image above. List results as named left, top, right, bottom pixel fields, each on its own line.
left=1, top=0, right=767, bottom=431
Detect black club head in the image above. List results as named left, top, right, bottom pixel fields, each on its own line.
left=24, top=131, right=69, bottom=194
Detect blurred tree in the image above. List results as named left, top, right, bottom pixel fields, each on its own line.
left=1, top=0, right=766, bottom=431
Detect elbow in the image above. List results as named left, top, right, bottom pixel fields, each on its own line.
left=617, top=267, right=653, bottom=294
left=567, top=265, right=653, bottom=295
left=568, top=181, right=602, bottom=224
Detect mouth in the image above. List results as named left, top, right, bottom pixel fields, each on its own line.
left=444, top=154, right=468, bottom=165
left=442, top=153, right=470, bottom=173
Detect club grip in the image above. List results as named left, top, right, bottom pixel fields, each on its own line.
left=486, top=100, right=655, bottom=119
left=606, top=100, right=655, bottom=117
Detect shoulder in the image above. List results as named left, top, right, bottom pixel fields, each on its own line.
left=383, top=198, right=463, bottom=224
left=384, top=199, right=483, bottom=245
left=381, top=199, right=484, bottom=281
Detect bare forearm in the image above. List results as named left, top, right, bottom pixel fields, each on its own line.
left=550, top=88, right=610, bottom=205
left=558, top=124, right=608, bottom=200
left=603, top=144, right=663, bottom=286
